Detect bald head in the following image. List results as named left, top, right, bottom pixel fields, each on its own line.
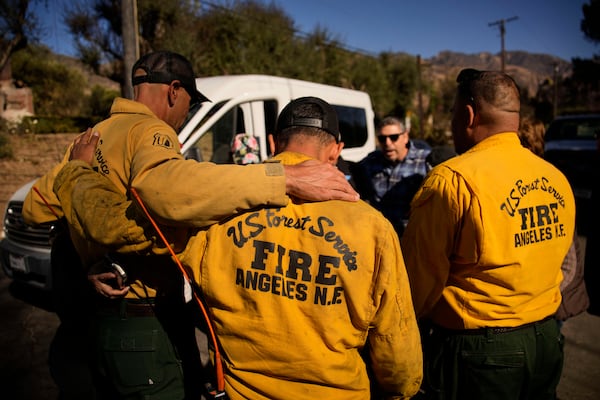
left=452, top=69, right=521, bottom=153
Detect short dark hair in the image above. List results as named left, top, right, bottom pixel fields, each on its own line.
left=377, top=116, right=407, bottom=133
left=456, top=68, right=520, bottom=113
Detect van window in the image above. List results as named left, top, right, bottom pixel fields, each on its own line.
left=264, top=100, right=278, bottom=135
left=186, top=101, right=246, bottom=163
left=333, top=105, right=368, bottom=149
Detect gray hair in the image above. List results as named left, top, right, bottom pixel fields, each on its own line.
left=377, top=116, right=407, bottom=133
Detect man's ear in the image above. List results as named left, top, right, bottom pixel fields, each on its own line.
left=328, top=141, right=344, bottom=165
left=167, top=81, right=180, bottom=107
left=466, top=103, right=477, bottom=128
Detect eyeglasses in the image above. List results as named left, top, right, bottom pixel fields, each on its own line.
left=377, top=132, right=405, bottom=143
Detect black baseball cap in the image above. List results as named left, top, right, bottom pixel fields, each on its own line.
left=275, top=96, right=340, bottom=142
left=131, top=51, right=210, bottom=104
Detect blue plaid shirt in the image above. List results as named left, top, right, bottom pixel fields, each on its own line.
left=354, top=141, right=431, bottom=234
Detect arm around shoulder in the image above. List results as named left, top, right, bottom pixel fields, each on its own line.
left=131, top=159, right=289, bottom=227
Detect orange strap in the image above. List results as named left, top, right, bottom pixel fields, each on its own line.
left=33, top=186, right=62, bottom=221
left=130, top=188, right=226, bottom=394
left=34, top=184, right=225, bottom=393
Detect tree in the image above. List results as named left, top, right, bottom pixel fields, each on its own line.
left=543, top=1, right=600, bottom=116
left=60, top=0, right=421, bottom=120
left=563, top=57, right=600, bottom=112
left=553, top=0, right=600, bottom=113
left=64, top=0, right=201, bottom=91
left=65, top=0, right=124, bottom=82
left=193, top=0, right=298, bottom=76
left=377, top=52, right=418, bottom=118
left=428, top=74, right=456, bottom=144
left=0, top=0, right=39, bottom=73
left=11, top=45, right=87, bottom=117
left=581, top=0, right=600, bottom=46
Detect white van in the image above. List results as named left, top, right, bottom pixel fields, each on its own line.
left=1, top=75, right=376, bottom=290
left=179, top=74, right=375, bottom=163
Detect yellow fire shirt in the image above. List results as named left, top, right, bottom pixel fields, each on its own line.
left=402, top=132, right=576, bottom=329
left=181, top=152, right=422, bottom=399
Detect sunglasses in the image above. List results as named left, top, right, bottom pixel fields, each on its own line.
left=377, top=132, right=405, bottom=143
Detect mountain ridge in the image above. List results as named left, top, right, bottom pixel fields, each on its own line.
left=426, top=50, right=571, bottom=97
left=53, top=49, right=570, bottom=100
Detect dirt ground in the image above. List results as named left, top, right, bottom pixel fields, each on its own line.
left=0, top=132, right=75, bottom=400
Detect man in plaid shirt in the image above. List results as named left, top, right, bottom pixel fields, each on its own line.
left=353, top=116, right=431, bottom=236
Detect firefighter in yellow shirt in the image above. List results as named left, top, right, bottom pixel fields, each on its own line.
left=22, top=51, right=357, bottom=400
left=54, top=97, right=423, bottom=399
left=402, top=69, right=576, bottom=400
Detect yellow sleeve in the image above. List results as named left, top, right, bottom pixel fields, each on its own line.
left=401, top=168, right=460, bottom=318
left=130, top=147, right=289, bottom=227
left=22, top=150, right=71, bottom=225
left=368, top=222, right=423, bottom=398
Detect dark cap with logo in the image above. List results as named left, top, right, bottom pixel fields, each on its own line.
left=275, top=96, right=340, bottom=142
left=131, top=51, right=210, bottom=104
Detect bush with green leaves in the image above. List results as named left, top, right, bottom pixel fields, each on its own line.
left=85, top=85, right=120, bottom=119
left=9, top=45, right=118, bottom=131
left=12, top=46, right=87, bottom=118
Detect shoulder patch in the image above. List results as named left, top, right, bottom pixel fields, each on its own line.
left=152, top=133, right=175, bottom=149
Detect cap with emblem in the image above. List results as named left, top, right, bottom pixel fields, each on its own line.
left=275, top=96, right=340, bottom=143
left=131, top=51, right=210, bottom=104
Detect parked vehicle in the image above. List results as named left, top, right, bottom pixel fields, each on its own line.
left=1, top=74, right=377, bottom=290
left=1, top=181, right=56, bottom=290
left=544, top=114, right=600, bottom=235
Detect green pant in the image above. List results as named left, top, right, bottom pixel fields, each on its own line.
left=421, top=318, right=564, bottom=400
left=93, top=312, right=185, bottom=400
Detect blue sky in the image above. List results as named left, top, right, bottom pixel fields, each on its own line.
left=37, top=0, right=597, bottom=61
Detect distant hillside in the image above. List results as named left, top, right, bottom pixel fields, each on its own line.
left=51, top=49, right=572, bottom=101
left=51, top=53, right=120, bottom=94
left=427, top=51, right=571, bottom=97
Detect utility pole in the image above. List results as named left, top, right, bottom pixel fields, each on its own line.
left=122, top=0, right=139, bottom=99
left=416, top=55, right=424, bottom=138
left=488, top=16, right=518, bottom=72
left=411, top=54, right=430, bottom=139
left=553, top=63, right=559, bottom=118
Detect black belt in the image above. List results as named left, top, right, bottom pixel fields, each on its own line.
left=123, top=301, right=155, bottom=317
left=433, top=316, right=555, bottom=336
left=97, top=298, right=156, bottom=317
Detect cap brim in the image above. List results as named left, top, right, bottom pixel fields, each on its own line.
left=193, top=90, right=211, bottom=104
